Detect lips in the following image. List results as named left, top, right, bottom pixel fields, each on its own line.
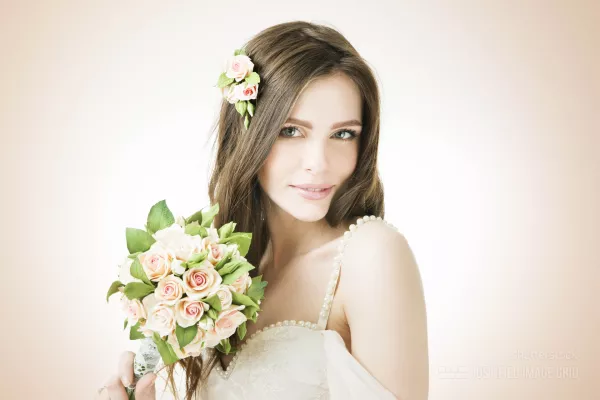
left=290, top=184, right=333, bottom=190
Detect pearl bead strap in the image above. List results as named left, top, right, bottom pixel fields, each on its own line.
left=214, top=215, right=398, bottom=379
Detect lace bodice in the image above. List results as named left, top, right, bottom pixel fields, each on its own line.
left=155, top=215, right=399, bottom=400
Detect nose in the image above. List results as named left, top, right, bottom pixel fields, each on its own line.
left=301, top=136, right=329, bottom=174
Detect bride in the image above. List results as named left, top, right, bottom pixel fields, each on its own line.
left=96, top=20, right=429, bottom=400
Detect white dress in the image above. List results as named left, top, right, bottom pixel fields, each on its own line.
left=155, top=215, right=398, bottom=400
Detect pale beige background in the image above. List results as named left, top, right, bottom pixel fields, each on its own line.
left=1, top=1, right=598, bottom=399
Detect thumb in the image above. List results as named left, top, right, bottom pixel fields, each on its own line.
left=134, top=372, right=157, bottom=399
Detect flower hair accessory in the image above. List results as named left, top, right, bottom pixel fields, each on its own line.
left=216, top=48, right=261, bottom=130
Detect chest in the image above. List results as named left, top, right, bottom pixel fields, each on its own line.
left=218, top=246, right=351, bottom=370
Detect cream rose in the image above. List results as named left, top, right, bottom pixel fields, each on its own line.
left=144, top=302, right=176, bottom=337
left=138, top=243, right=173, bottom=282
left=214, top=285, right=234, bottom=310
left=203, top=305, right=247, bottom=347
left=167, top=326, right=206, bottom=358
left=206, top=242, right=228, bottom=266
left=155, top=275, right=185, bottom=305
left=120, top=297, right=146, bottom=326
left=153, top=224, right=203, bottom=262
left=171, top=259, right=186, bottom=276
left=225, top=54, right=254, bottom=82
left=200, top=227, right=220, bottom=251
left=175, top=297, right=209, bottom=328
left=182, top=261, right=222, bottom=300
left=230, top=271, right=253, bottom=294
left=221, top=84, right=237, bottom=104
left=233, top=82, right=258, bottom=101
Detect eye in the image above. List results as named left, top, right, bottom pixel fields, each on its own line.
left=279, top=126, right=301, bottom=138
left=333, top=129, right=358, bottom=141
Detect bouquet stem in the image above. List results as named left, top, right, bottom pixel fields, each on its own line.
left=125, top=337, right=161, bottom=399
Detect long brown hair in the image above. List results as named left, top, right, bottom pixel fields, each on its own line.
left=162, top=20, right=385, bottom=399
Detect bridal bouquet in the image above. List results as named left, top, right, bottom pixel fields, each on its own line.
left=106, top=200, right=267, bottom=394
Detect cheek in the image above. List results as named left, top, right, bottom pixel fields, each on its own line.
left=258, top=143, right=293, bottom=190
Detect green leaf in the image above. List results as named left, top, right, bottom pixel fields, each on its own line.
left=237, top=321, right=247, bottom=341
left=214, top=251, right=233, bottom=271
left=234, top=48, right=246, bottom=56
left=245, top=72, right=260, bottom=85
left=200, top=203, right=220, bottom=228
left=152, top=333, right=180, bottom=365
left=218, top=232, right=252, bottom=257
left=242, top=305, right=259, bottom=323
left=218, top=221, right=236, bottom=239
left=247, top=102, right=255, bottom=117
left=130, top=258, right=152, bottom=285
left=222, top=261, right=255, bottom=285
left=207, top=308, right=218, bottom=320
left=123, top=318, right=128, bottom=331
left=217, top=72, right=234, bottom=88
left=217, top=258, right=245, bottom=276
left=127, top=251, right=142, bottom=260
left=188, top=250, right=208, bottom=264
left=187, top=210, right=203, bottom=225
left=244, top=114, right=250, bottom=130
left=146, top=200, right=175, bottom=235
left=231, top=291, right=259, bottom=308
left=219, top=338, right=232, bottom=354
left=247, top=275, right=268, bottom=302
left=106, top=280, right=124, bottom=303
left=235, top=100, right=247, bottom=117
left=129, top=322, right=145, bottom=340
left=204, top=294, right=222, bottom=312
left=125, top=228, right=155, bottom=254
left=175, top=323, right=198, bottom=349
left=184, top=221, right=206, bottom=237
left=124, top=282, right=155, bottom=300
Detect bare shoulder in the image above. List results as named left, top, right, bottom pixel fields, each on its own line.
left=337, top=216, right=429, bottom=400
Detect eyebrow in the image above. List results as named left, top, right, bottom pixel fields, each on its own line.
left=285, top=117, right=362, bottom=130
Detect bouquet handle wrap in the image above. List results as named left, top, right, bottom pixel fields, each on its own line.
left=125, top=337, right=161, bottom=398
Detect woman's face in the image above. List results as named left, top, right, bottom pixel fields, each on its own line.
left=258, top=72, right=362, bottom=222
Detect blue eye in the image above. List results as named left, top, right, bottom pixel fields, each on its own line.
left=279, top=126, right=359, bottom=141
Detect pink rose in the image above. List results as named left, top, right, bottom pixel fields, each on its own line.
left=175, top=297, right=209, bottom=328
left=155, top=275, right=185, bottom=305
left=225, top=55, right=254, bottom=82
left=182, top=261, right=222, bottom=300
left=233, top=82, right=258, bottom=101
left=138, top=243, right=173, bottom=282
left=144, top=302, right=176, bottom=337
left=120, top=297, right=146, bottom=326
left=230, top=272, right=252, bottom=294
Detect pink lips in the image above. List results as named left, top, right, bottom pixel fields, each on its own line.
left=291, top=185, right=333, bottom=200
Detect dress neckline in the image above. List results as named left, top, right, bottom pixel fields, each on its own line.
left=213, top=214, right=389, bottom=379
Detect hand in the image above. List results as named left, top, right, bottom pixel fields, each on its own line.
left=95, top=351, right=157, bottom=400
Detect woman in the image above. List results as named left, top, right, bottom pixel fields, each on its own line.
left=97, top=20, right=429, bottom=400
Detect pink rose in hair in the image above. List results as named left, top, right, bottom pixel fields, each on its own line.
left=225, top=54, right=254, bottom=82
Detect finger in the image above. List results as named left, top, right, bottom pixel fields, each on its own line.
left=118, top=351, right=136, bottom=387
left=135, top=372, right=157, bottom=400
left=105, top=374, right=129, bottom=400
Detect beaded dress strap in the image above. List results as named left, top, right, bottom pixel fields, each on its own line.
left=316, top=214, right=388, bottom=330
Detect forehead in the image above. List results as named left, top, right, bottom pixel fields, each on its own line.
left=288, top=73, right=362, bottom=126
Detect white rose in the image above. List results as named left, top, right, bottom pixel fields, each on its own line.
left=144, top=302, right=176, bottom=337
left=117, top=256, right=141, bottom=285
left=119, top=296, right=146, bottom=326
left=153, top=224, right=203, bottom=262
left=171, top=259, right=186, bottom=276
left=230, top=271, right=252, bottom=294
left=203, top=305, right=246, bottom=347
